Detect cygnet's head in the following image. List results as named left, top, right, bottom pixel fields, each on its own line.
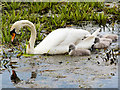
left=69, top=44, right=91, bottom=56
left=69, top=44, right=75, bottom=52
left=94, top=37, right=100, bottom=43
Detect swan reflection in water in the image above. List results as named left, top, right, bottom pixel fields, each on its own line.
left=11, top=70, right=20, bottom=84
left=10, top=70, right=37, bottom=85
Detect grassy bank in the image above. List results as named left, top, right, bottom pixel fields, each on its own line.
left=1, top=2, right=120, bottom=43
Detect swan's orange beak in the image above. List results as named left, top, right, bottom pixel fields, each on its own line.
left=10, top=28, right=16, bottom=42
left=11, top=33, right=16, bottom=42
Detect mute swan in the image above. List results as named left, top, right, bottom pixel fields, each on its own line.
left=10, top=20, right=100, bottom=54
left=69, top=44, right=91, bottom=56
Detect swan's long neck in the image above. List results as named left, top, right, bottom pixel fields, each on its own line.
left=28, top=24, right=36, bottom=49
left=20, top=20, right=36, bottom=53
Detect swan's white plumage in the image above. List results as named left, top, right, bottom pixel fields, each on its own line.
left=11, top=20, right=100, bottom=54
left=34, top=28, right=92, bottom=54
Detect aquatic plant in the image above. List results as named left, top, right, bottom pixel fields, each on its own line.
left=1, top=2, right=119, bottom=46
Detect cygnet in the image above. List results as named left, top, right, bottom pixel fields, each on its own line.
left=93, top=41, right=110, bottom=49
left=93, top=38, right=112, bottom=49
left=102, top=34, right=118, bottom=42
left=69, top=44, right=91, bottom=56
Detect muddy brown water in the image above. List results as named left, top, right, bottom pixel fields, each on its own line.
left=0, top=23, right=119, bottom=88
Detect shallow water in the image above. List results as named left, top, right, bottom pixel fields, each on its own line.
left=1, top=54, right=118, bottom=88
left=0, top=23, right=119, bottom=88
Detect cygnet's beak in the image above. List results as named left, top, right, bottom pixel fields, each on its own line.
left=69, top=48, right=72, bottom=52
left=10, top=28, right=16, bottom=42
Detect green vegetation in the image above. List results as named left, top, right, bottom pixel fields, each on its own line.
left=1, top=2, right=119, bottom=44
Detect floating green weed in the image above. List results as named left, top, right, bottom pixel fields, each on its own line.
left=22, top=54, right=34, bottom=57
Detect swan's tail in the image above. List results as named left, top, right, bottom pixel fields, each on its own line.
left=92, top=28, right=101, bottom=37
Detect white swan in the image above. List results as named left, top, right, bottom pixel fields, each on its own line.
left=10, top=20, right=100, bottom=54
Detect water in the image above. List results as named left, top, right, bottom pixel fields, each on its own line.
left=1, top=1, right=120, bottom=88
left=1, top=54, right=118, bottom=88
left=0, top=22, right=119, bottom=88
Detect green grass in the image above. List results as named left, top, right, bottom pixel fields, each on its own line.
left=1, top=2, right=119, bottom=44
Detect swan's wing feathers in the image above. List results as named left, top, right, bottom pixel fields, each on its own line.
left=35, top=29, right=68, bottom=48
left=76, top=35, right=95, bottom=49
